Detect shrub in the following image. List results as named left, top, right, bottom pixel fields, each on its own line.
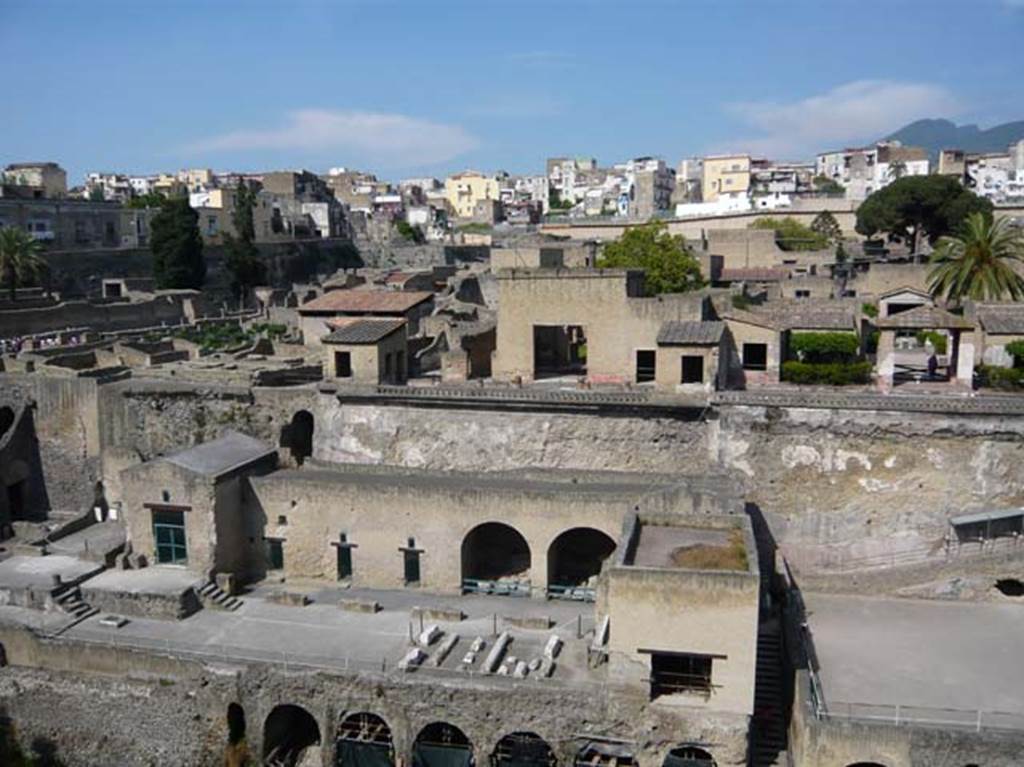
left=1005, top=340, right=1024, bottom=367
left=915, top=330, right=948, bottom=355
left=731, top=293, right=752, bottom=310
left=861, top=302, right=878, bottom=318
left=976, top=365, right=1024, bottom=390
left=782, top=360, right=873, bottom=385
left=749, top=216, right=827, bottom=251
left=789, top=332, right=860, bottom=363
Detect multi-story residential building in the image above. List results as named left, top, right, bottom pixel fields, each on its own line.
left=0, top=198, right=121, bottom=248
left=613, top=157, right=675, bottom=219
left=84, top=173, right=134, bottom=202
left=749, top=160, right=814, bottom=198
left=444, top=171, right=500, bottom=219
left=188, top=187, right=278, bottom=243
left=546, top=157, right=598, bottom=207
left=1, top=162, right=67, bottom=199
left=325, top=169, right=390, bottom=213
left=128, top=176, right=155, bottom=196
left=263, top=170, right=346, bottom=238
left=702, top=155, right=751, bottom=203
left=672, top=158, right=703, bottom=204
left=815, top=142, right=928, bottom=200
left=937, top=149, right=967, bottom=177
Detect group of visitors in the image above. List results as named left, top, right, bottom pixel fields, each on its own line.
left=0, top=334, right=83, bottom=356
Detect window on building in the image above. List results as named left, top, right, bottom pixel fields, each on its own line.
left=680, top=356, right=704, bottom=384
left=334, top=351, right=352, bottom=378
left=649, top=652, right=714, bottom=699
left=742, top=343, right=768, bottom=371
left=152, top=509, right=187, bottom=565
left=635, top=350, right=656, bottom=383
left=795, top=289, right=811, bottom=299
left=267, top=539, right=284, bottom=571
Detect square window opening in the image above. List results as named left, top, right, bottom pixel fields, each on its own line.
left=742, top=343, right=768, bottom=371
left=680, top=355, right=704, bottom=384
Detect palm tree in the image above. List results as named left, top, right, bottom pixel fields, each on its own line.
left=887, top=159, right=908, bottom=182
left=927, top=212, right=1024, bottom=305
left=0, top=226, right=47, bottom=301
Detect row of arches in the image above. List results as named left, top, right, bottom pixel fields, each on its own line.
left=461, top=523, right=617, bottom=597
left=258, top=705, right=718, bottom=767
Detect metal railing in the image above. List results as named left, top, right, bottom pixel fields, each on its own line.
left=802, top=533, right=1024, bottom=574
left=820, top=701, right=1024, bottom=733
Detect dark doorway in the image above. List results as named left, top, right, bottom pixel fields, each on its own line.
left=546, top=528, right=616, bottom=599
left=263, top=704, right=321, bottom=767
left=403, top=538, right=422, bottom=586
left=662, top=747, right=716, bottom=767
left=635, top=350, right=656, bottom=383
left=5, top=481, right=26, bottom=521
left=461, top=523, right=531, bottom=594
left=742, top=343, right=768, bottom=371
left=267, top=539, right=284, bottom=571
left=533, top=325, right=587, bottom=378
left=0, top=406, right=14, bottom=439
left=335, top=351, right=353, bottom=378
left=286, top=410, right=314, bottom=465
left=336, top=534, right=353, bottom=580
left=227, top=703, right=246, bottom=745
left=681, top=356, right=704, bottom=384
left=492, top=732, right=556, bottom=767
left=336, top=712, right=394, bottom=767
left=413, top=722, right=473, bottom=767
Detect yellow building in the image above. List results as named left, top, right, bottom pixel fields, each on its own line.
left=444, top=170, right=500, bottom=219
left=702, top=154, right=751, bottom=202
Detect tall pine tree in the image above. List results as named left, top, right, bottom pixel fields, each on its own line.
left=223, top=180, right=267, bottom=303
left=150, top=197, right=205, bottom=289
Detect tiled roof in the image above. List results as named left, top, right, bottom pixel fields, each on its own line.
left=657, top=320, right=725, bottom=345
left=876, top=305, right=974, bottom=330
left=322, top=318, right=407, bottom=344
left=299, top=289, right=432, bottom=314
left=977, top=304, right=1024, bottom=334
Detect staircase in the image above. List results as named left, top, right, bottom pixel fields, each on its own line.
left=749, top=627, right=789, bottom=767
left=54, top=587, right=98, bottom=622
left=197, top=580, right=244, bottom=611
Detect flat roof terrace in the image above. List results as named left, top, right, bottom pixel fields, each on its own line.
left=806, top=593, right=1024, bottom=715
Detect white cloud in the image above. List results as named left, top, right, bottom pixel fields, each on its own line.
left=723, top=80, right=961, bottom=159
left=188, top=109, right=479, bottom=167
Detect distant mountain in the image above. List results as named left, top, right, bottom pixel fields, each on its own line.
left=884, top=118, right=1024, bottom=159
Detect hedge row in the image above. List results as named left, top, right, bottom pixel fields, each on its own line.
left=976, top=365, right=1024, bottom=390
left=789, top=332, right=859, bottom=363
left=782, top=360, right=873, bottom=385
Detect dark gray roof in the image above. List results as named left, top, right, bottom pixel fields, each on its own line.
left=322, top=318, right=406, bottom=345
left=876, top=305, right=974, bottom=330
left=977, top=305, right=1024, bottom=335
left=164, top=431, right=275, bottom=477
left=657, top=320, right=725, bottom=345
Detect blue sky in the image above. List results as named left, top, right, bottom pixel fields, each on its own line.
left=2, top=0, right=1023, bottom=185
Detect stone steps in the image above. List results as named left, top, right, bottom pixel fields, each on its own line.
left=750, top=630, right=789, bottom=767
left=55, top=588, right=98, bottom=621
left=197, top=580, right=243, bottom=611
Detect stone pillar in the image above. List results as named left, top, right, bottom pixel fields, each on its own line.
left=876, top=329, right=896, bottom=392
left=955, top=331, right=976, bottom=388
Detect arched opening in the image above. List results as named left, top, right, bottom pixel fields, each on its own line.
left=995, top=578, right=1024, bottom=597
left=0, top=407, right=14, bottom=439
left=336, top=712, right=394, bottom=767
left=282, top=410, right=314, bottom=465
left=227, top=703, right=246, bottom=744
left=574, top=742, right=635, bottom=767
left=491, top=732, right=556, bottom=767
left=414, top=722, right=473, bottom=767
left=263, top=704, right=321, bottom=767
left=546, top=527, right=616, bottom=600
left=461, top=522, right=531, bottom=596
left=663, top=746, right=716, bottom=767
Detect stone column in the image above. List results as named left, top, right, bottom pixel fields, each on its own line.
left=875, top=329, right=896, bottom=392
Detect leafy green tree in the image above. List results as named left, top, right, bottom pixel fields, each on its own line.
left=223, top=181, right=266, bottom=301
left=87, top=186, right=105, bottom=202
left=125, top=192, right=167, bottom=209
left=597, top=221, right=703, bottom=295
left=927, top=212, right=1024, bottom=304
left=855, top=175, right=993, bottom=252
left=812, top=175, right=844, bottom=196
left=749, top=217, right=827, bottom=251
left=810, top=211, right=842, bottom=245
left=150, top=197, right=205, bottom=289
left=0, top=227, right=47, bottom=301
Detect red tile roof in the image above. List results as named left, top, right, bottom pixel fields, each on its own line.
left=300, top=289, right=433, bottom=314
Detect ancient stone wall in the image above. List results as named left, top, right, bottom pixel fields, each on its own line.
left=0, top=625, right=750, bottom=767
